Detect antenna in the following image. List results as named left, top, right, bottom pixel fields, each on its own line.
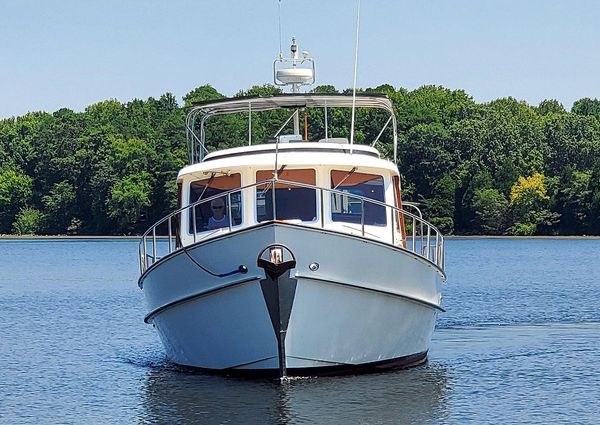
left=277, top=0, right=283, bottom=57
left=349, top=0, right=361, bottom=150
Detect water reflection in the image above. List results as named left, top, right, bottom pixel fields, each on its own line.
left=140, top=363, right=449, bottom=424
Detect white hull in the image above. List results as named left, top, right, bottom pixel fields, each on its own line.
left=140, top=223, right=444, bottom=375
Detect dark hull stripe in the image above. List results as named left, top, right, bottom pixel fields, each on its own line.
left=144, top=276, right=261, bottom=323
left=172, top=351, right=429, bottom=378
left=296, top=274, right=445, bottom=312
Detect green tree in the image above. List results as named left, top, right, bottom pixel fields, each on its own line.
left=399, top=123, right=454, bottom=199
left=183, top=85, right=225, bottom=107
left=572, top=98, right=600, bottom=121
left=393, top=85, right=477, bottom=130
left=588, top=159, right=600, bottom=234
left=537, top=99, right=566, bottom=116
left=554, top=168, right=591, bottom=234
left=472, top=189, right=508, bottom=234
left=310, top=85, right=339, bottom=94
left=425, top=175, right=457, bottom=234
left=542, top=114, right=599, bottom=176
left=107, top=172, right=152, bottom=234
left=509, top=173, right=557, bottom=235
left=0, top=167, right=32, bottom=233
left=42, top=181, right=77, bottom=233
left=3, top=81, right=600, bottom=236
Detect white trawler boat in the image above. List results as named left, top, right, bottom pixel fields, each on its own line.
left=138, top=39, right=446, bottom=377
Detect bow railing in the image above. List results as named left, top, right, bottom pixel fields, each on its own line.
left=139, top=179, right=444, bottom=274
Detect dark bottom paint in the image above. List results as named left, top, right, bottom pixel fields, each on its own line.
left=171, top=351, right=429, bottom=379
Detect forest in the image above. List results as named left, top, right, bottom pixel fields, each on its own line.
left=1, top=83, right=599, bottom=236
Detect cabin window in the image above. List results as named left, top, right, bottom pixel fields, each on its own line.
left=188, top=173, right=242, bottom=233
left=256, top=169, right=317, bottom=222
left=330, top=170, right=387, bottom=226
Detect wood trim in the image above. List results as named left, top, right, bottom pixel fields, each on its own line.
left=393, top=175, right=407, bottom=248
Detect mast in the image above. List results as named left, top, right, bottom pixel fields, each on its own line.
left=290, top=37, right=300, bottom=135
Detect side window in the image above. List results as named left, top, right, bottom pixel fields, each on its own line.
left=188, top=174, right=242, bottom=232
left=330, top=170, right=387, bottom=226
left=177, top=181, right=183, bottom=210
left=256, top=169, right=317, bottom=222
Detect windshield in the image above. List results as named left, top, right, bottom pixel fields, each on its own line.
left=330, top=170, right=386, bottom=226
left=188, top=173, right=242, bottom=232
left=256, top=169, right=317, bottom=222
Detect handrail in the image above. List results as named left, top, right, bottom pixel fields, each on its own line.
left=139, top=179, right=444, bottom=274
left=403, top=202, right=423, bottom=219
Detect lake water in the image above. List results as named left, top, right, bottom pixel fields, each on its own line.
left=1, top=238, right=599, bottom=424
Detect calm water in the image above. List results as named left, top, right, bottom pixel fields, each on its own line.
left=1, top=238, right=599, bottom=424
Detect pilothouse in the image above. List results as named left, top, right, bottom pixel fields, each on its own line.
left=137, top=38, right=446, bottom=377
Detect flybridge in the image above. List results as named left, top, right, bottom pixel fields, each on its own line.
left=185, top=93, right=399, bottom=165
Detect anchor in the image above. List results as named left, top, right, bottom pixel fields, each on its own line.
left=257, top=244, right=297, bottom=379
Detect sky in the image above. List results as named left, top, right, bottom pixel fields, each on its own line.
left=1, top=0, right=599, bottom=118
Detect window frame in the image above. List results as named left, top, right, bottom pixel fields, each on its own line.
left=254, top=168, right=319, bottom=224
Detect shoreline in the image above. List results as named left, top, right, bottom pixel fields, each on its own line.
left=1, top=235, right=600, bottom=240
left=0, top=235, right=140, bottom=240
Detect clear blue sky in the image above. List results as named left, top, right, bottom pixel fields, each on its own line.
left=2, top=0, right=599, bottom=118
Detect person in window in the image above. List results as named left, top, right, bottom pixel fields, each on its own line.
left=207, top=198, right=229, bottom=230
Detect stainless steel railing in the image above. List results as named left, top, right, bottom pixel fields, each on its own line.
left=139, top=179, right=444, bottom=274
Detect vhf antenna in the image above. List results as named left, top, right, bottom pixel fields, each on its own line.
left=349, top=0, right=361, bottom=152
left=278, top=0, right=283, bottom=57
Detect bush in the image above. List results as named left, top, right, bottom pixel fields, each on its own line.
left=12, top=208, right=43, bottom=235
left=510, top=222, right=536, bottom=236
left=431, top=216, right=454, bottom=234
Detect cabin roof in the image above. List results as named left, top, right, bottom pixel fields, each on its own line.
left=178, top=142, right=398, bottom=179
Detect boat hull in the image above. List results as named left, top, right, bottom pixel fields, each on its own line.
left=140, top=223, right=444, bottom=375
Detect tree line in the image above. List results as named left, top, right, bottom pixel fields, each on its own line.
left=1, top=83, right=599, bottom=236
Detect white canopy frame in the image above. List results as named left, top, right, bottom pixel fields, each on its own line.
left=185, top=94, right=398, bottom=164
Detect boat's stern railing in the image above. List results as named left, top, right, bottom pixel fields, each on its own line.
left=139, top=179, right=444, bottom=274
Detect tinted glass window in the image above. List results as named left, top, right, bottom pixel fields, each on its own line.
left=188, top=174, right=242, bottom=232
left=256, top=169, right=316, bottom=222
left=330, top=170, right=386, bottom=226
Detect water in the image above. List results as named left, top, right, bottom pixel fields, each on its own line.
left=1, top=238, right=599, bottom=424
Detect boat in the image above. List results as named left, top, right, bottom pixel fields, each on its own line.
left=137, top=38, right=446, bottom=377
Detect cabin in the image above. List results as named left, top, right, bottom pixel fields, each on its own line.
left=176, top=141, right=407, bottom=247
